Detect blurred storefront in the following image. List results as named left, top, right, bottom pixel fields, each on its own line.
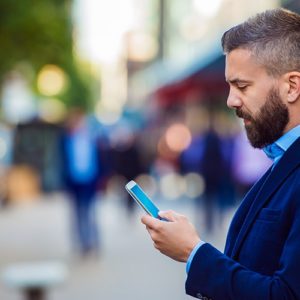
left=10, top=120, right=63, bottom=202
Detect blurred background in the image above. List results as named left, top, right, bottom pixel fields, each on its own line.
left=0, top=0, right=298, bottom=299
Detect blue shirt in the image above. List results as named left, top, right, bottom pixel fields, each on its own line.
left=263, top=125, right=300, bottom=165
left=186, top=125, right=300, bottom=274
left=65, top=125, right=99, bottom=184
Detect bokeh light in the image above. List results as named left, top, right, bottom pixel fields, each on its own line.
left=39, top=98, right=67, bottom=124
left=95, top=104, right=123, bottom=126
left=157, top=135, right=179, bottom=160
left=37, top=65, right=68, bottom=96
left=184, top=172, right=205, bottom=198
left=126, top=32, right=158, bottom=62
left=134, top=174, right=157, bottom=198
left=165, top=123, right=192, bottom=153
left=160, top=173, right=186, bottom=200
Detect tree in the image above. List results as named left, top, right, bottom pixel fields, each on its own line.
left=0, top=0, right=94, bottom=111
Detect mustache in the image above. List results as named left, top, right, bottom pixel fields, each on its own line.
left=236, top=109, right=253, bottom=120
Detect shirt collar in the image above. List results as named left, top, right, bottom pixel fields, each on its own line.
left=263, top=125, right=300, bottom=161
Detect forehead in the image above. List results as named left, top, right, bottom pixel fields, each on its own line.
left=225, top=48, right=269, bottom=82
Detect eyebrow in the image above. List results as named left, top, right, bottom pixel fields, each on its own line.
left=226, top=78, right=252, bottom=85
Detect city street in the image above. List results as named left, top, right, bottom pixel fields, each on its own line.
left=0, top=193, right=235, bottom=300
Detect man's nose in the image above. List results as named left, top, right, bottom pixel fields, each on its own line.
left=227, top=89, right=242, bottom=109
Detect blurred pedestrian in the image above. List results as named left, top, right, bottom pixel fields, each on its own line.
left=61, top=108, right=101, bottom=257
left=110, top=126, right=144, bottom=217
left=198, top=119, right=226, bottom=232
left=180, top=111, right=236, bottom=232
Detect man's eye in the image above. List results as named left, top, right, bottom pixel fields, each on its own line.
left=238, top=85, right=247, bottom=91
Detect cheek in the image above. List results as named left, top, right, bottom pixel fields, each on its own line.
left=240, top=103, right=256, bottom=119
left=243, top=94, right=265, bottom=117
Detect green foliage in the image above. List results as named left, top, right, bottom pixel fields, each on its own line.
left=0, top=0, right=94, bottom=111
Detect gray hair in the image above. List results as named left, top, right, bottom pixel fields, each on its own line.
left=221, top=8, right=300, bottom=77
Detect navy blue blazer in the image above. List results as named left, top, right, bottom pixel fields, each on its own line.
left=186, top=137, right=300, bottom=300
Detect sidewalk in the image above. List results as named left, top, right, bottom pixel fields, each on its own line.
left=0, top=193, right=235, bottom=300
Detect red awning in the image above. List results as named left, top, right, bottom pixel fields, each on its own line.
left=153, top=53, right=228, bottom=106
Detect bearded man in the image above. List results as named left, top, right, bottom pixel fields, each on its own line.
left=141, top=8, right=300, bottom=300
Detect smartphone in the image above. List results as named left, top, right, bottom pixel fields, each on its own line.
left=125, top=180, right=161, bottom=219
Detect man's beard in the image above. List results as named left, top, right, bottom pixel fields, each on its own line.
left=236, top=87, right=289, bottom=148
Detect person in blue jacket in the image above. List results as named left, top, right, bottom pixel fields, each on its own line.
left=142, top=8, right=300, bottom=300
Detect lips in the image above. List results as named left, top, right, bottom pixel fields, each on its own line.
left=236, top=109, right=252, bottom=122
left=243, top=118, right=251, bottom=126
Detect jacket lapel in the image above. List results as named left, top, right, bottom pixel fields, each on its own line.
left=224, top=169, right=271, bottom=256
left=230, top=137, right=300, bottom=259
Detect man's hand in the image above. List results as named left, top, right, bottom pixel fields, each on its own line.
left=141, top=210, right=201, bottom=262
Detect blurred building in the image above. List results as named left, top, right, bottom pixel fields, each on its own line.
left=124, top=0, right=278, bottom=200
left=128, top=0, right=279, bottom=106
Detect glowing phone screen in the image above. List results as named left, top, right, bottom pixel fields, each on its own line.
left=128, top=183, right=160, bottom=218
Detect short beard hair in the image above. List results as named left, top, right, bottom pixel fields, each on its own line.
left=236, top=87, right=289, bottom=148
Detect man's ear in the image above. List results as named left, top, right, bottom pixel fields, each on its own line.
left=286, top=72, right=300, bottom=103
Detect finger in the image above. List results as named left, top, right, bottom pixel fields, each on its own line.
left=141, top=214, right=160, bottom=229
left=144, top=227, right=160, bottom=244
left=158, top=210, right=178, bottom=222
left=146, top=227, right=156, bottom=238
left=153, top=242, right=161, bottom=250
